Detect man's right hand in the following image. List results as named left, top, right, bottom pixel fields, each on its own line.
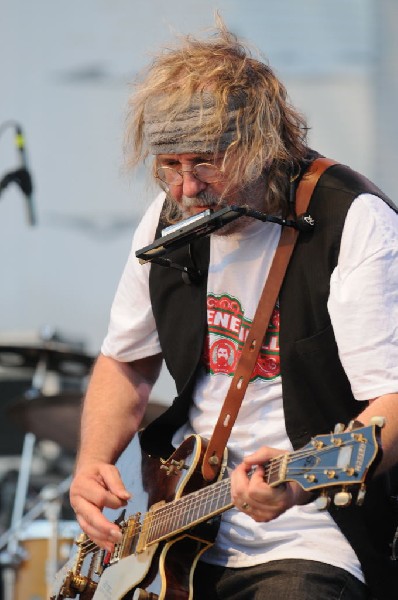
left=70, top=461, right=131, bottom=552
left=69, top=353, right=162, bottom=551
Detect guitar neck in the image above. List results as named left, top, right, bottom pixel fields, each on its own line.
left=142, top=455, right=286, bottom=546
left=138, top=422, right=380, bottom=548
left=146, top=477, right=233, bottom=544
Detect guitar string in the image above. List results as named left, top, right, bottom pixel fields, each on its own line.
left=76, top=437, right=366, bottom=555
left=143, top=440, right=363, bottom=543
left=78, top=462, right=351, bottom=556
left=103, top=438, right=365, bottom=549
left=75, top=479, right=230, bottom=555
left=76, top=447, right=348, bottom=561
left=147, top=479, right=232, bottom=542
left=146, top=436, right=369, bottom=542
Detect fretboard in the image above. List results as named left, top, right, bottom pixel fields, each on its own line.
left=146, top=477, right=232, bottom=544
left=144, top=455, right=284, bottom=544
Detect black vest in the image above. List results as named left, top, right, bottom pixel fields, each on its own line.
left=142, top=163, right=398, bottom=597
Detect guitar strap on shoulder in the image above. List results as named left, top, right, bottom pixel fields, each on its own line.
left=201, top=157, right=337, bottom=481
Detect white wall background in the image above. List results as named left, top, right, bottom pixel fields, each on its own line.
left=0, top=0, right=397, bottom=402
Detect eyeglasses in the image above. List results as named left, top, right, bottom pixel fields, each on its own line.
left=155, top=163, right=225, bottom=186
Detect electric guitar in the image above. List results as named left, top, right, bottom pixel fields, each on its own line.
left=51, top=418, right=383, bottom=600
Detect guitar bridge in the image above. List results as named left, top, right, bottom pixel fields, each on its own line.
left=55, top=533, right=99, bottom=599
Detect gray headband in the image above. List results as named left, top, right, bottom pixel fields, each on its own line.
left=143, top=91, right=246, bottom=155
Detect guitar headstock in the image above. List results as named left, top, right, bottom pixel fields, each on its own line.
left=281, top=417, right=384, bottom=509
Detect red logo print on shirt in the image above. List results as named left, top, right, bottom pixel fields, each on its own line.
left=203, top=294, right=280, bottom=381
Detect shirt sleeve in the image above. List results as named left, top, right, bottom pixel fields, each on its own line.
left=101, top=192, right=165, bottom=362
left=328, top=193, right=398, bottom=400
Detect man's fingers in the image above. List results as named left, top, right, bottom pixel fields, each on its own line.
left=243, top=446, right=286, bottom=467
left=230, top=447, right=297, bottom=522
left=77, top=512, right=121, bottom=553
left=98, top=464, right=131, bottom=502
left=70, top=462, right=131, bottom=550
left=71, top=464, right=131, bottom=510
left=73, top=497, right=124, bottom=550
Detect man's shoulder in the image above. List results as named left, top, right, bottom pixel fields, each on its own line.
left=316, top=160, right=393, bottom=207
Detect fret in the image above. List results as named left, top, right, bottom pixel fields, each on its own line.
left=172, top=507, right=181, bottom=534
left=185, top=492, right=196, bottom=526
left=265, top=456, right=285, bottom=486
left=148, top=508, right=163, bottom=543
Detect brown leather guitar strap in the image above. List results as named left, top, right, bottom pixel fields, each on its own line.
left=202, top=157, right=337, bottom=481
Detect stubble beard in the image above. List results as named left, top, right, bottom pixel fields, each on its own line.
left=179, top=179, right=267, bottom=236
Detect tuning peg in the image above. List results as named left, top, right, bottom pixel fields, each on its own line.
left=315, top=493, right=330, bottom=511
left=370, top=416, right=386, bottom=428
left=333, top=423, right=345, bottom=434
left=356, top=484, right=366, bottom=506
left=334, top=490, right=352, bottom=507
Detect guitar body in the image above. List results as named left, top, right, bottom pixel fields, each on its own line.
left=94, top=435, right=224, bottom=600
left=52, top=422, right=382, bottom=600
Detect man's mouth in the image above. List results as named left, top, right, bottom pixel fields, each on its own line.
left=181, top=194, right=221, bottom=215
left=185, top=205, right=214, bottom=215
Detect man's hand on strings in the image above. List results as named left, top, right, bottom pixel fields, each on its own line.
left=230, top=446, right=312, bottom=522
left=70, top=461, right=131, bottom=552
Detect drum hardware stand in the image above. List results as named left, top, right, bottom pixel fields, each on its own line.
left=43, top=484, right=63, bottom=599
left=0, top=476, right=72, bottom=600
left=0, top=430, right=36, bottom=600
left=0, top=349, right=64, bottom=600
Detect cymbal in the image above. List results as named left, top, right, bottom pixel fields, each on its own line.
left=7, top=393, right=82, bottom=453
left=0, top=343, right=95, bottom=377
left=7, top=393, right=168, bottom=453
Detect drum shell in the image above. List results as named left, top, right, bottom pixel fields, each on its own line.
left=14, top=520, right=79, bottom=600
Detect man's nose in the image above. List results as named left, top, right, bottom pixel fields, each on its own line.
left=181, top=170, right=207, bottom=197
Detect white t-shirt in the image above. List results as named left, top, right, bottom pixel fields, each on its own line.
left=102, top=191, right=398, bottom=581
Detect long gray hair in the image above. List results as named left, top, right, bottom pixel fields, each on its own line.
left=124, top=19, right=308, bottom=221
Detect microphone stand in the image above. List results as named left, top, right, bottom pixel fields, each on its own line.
left=0, top=120, right=36, bottom=226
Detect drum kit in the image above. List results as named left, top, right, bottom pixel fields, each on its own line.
left=0, top=331, right=166, bottom=600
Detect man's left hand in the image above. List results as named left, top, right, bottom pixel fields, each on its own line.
left=230, top=446, right=312, bottom=522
